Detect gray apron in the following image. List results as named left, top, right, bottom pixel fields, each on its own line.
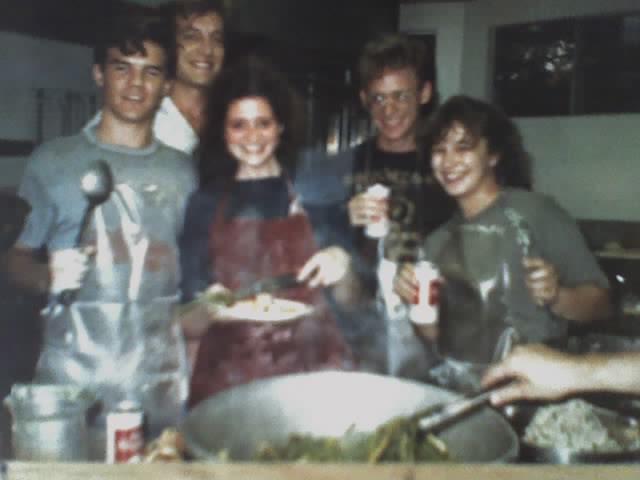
left=35, top=181, right=188, bottom=435
left=377, top=237, right=438, bottom=382
left=427, top=207, right=543, bottom=394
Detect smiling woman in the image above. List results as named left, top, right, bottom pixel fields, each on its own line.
left=178, top=56, right=355, bottom=407
left=224, top=96, right=283, bottom=179
left=392, top=95, right=611, bottom=394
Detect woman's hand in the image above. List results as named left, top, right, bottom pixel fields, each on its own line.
left=298, top=246, right=350, bottom=288
left=393, top=263, right=418, bottom=304
left=524, top=257, right=559, bottom=307
left=347, top=191, right=389, bottom=227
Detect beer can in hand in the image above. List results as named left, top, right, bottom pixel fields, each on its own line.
left=409, top=261, right=441, bottom=325
left=106, top=400, right=145, bottom=463
left=364, top=183, right=391, bottom=239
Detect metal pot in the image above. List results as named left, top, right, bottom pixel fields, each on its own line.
left=3, top=384, right=95, bottom=461
left=182, top=370, right=519, bottom=463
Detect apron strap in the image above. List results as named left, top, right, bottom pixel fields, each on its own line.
left=213, top=176, right=307, bottom=225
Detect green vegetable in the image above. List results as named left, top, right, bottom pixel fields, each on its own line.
left=177, top=290, right=235, bottom=315
left=252, top=410, right=452, bottom=463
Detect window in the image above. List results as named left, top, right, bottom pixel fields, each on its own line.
left=492, top=12, right=640, bottom=117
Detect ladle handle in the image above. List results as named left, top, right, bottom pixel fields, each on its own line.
left=57, top=287, right=78, bottom=306
left=57, top=205, right=96, bottom=306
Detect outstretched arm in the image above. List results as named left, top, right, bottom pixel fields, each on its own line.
left=482, top=344, right=640, bottom=406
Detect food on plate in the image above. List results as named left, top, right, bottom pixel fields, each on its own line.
left=218, top=295, right=312, bottom=322
left=179, top=287, right=312, bottom=323
left=523, top=399, right=640, bottom=453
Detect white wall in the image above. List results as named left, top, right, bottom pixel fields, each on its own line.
left=399, top=0, right=640, bottom=221
left=399, top=2, right=466, bottom=102
left=0, top=31, right=95, bottom=190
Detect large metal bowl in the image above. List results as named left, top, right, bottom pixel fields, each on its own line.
left=182, top=370, right=519, bottom=463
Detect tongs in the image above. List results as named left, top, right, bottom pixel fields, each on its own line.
left=417, top=385, right=506, bottom=433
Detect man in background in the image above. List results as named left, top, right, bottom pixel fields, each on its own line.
left=155, top=0, right=225, bottom=153
left=6, top=6, right=195, bottom=441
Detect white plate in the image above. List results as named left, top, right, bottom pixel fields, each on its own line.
left=217, top=297, right=313, bottom=323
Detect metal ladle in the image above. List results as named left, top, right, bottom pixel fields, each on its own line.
left=58, top=160, right=113, bottom=305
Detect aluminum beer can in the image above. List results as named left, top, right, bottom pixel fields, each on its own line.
left=106, top=400, right=144, bottom=463
left=409, top=261, right=441, bottom=325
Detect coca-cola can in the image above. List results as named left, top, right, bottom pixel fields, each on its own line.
left=409, top=261, right=441, bottom=325
left=106, top=400, right=145, bottom=464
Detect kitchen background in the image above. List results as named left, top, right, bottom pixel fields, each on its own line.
left=1, top=0, right=640, bottom=457
left=0, top=0, right=638, bottom=220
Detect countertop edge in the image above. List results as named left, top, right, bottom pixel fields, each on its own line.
left=5, top=461, right=640, bottom=480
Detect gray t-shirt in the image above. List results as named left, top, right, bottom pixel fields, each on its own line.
left=423, top=188, right=608, bottom=359
left=16, top=125, right=197, bottom=432
left=18, top=125, right=195, bottom=255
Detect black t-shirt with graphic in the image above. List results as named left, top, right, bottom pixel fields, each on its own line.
left=344, top=140, right=455, bottom=262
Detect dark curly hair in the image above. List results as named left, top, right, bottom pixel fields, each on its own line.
left=198, top=55, right=304, bottom=188
left=424, top=95, right=532, bottom=190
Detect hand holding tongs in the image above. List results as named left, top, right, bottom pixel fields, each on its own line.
left=417, top=384, right=509, bottom=433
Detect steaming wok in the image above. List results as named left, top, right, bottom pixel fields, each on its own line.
left=182, top=370, right=519, bottom=463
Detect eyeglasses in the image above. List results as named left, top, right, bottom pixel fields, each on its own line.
left=368, top=90, right=417, bottom=109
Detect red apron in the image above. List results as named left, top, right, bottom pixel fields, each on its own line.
left=189, top=185, right=352, bottom=407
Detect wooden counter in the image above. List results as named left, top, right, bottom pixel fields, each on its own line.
left=4, top=462, right=640, bottom=480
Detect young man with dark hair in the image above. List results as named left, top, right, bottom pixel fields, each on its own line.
left=7, top=5, right=196, bottom=442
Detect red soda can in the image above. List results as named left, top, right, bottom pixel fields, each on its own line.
left=409, top=261, right=441, bottom=325
left=106, top=400, right=145, bottom=463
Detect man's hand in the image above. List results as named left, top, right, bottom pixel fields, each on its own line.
left=49, top=247, right=93, bottom=295
left=298, top=246, right=351, bottom=288
left=347, top=191, right=389, bottom=227
left=482, top=344, right=582, bottom=406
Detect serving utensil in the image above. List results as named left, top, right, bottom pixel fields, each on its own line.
left=417, top=385, right=507, bottom=434
left=58, top=160, right=113, bottom=306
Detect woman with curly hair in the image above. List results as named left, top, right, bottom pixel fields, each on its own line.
left=393, top=95, right=610, bottom=393
left=179, top=56, right=353, bottom=406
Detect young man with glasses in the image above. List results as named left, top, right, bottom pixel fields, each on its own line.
left=343, top=34, right=454, bottom=380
